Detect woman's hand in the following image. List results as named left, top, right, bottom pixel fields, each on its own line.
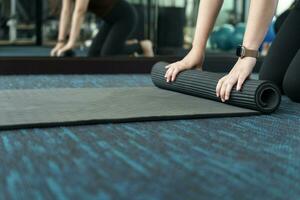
left=165, top=48, right=205, bottom=82
left=216, top=57, right=257, bottom=102
left=50, top=42, right=65, bottom=57
left=56, top=42, right=75, bottom=57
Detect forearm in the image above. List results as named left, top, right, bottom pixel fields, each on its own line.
left=193, top=0, right=224, bottom=50
left=67, top=0, right=89, bottom=45
left=58, top=0, right=73, bottom=41
left=243, top=0, right=278, bottom=50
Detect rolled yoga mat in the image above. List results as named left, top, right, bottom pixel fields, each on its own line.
left=0, top=62, right=281, bottom=130
left=152, top=62, right=281, bottom=113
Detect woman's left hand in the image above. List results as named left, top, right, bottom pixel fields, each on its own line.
left=216, top=57, right=257, bottom=102
left=57, top=42, right=75, bottom=57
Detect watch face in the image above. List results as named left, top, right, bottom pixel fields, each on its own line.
left=236, top=45, right=245, bottom=57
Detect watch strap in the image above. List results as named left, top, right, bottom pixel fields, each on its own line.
left=244, top=48, right=259, bottom=58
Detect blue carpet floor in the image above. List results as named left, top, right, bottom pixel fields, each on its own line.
left=0, top=74, right=299, bottom=200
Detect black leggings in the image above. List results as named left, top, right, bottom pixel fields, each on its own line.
left=259, top=4, right=300, bottom=102
left=88, top=0, right=137, bottom=56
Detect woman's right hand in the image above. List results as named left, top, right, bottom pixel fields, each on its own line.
left=50, top=42, right=65, bottom=57
left=164, top=48, right=205, bottom=82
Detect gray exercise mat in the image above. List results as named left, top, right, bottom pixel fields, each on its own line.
left=0, top=62, right=281, bottom=130
left=0, top=87, right=258, bottom=130
left=152, top=62, right=281, bottom=113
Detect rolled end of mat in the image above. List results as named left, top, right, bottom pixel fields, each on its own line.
left=255, top=82, right=281, bottom=113
left=151, top=62, right=281, bottom=114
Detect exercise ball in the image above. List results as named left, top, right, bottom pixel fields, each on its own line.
left=230, top=23, right=246, bottom=48
left=209, top=29, right=219, bottom=49
left=235, top=22, right=246, bottom=32
left=215, top=24, right=235, bottom=50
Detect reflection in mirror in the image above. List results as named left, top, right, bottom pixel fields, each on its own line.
left=155, top=0, right=244, bottom=56
left=155, top=0, right=293, bottom=57
left=0, top=0, right=293, bottom=57
left=0, top=0, right=155, bottom=57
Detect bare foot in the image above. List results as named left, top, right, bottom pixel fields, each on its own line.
left=140, top=40, right=154, bottom=57
left=126, top=39, right=139, bottom=45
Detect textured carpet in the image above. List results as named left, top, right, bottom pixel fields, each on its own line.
left=0, top=74, right=299, bottom=200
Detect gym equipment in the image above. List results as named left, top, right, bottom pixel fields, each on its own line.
left=214, top=24, right=235, bottom=50
left=0, top=17, right=9, bottom=39
left=157, top=6, right=186, bottom=48
left=152, top=62, right=281, bottom=113
left=45, top=20, right=59, bottom=40
left=0, top=87, right=258, bottom=130
left=230, top=23, right=246, bottom=48
left=209, top=29, right=219, bottom=49
left=8, top=0, right=17, bottom=42
left=235, top=23, right=246, bottom=32
left=0, top=62, right=280, bottom=130
left=210, top=23, right=246, bottom=51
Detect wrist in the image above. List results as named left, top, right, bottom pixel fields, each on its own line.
left=57, top=39, right=66, bottom=44
left=239, top=56, right=257, bottom=61
left=182, top=52, right=204, bottom=69
left=241, top=42, right=259, bottom=51
left=192, top=43, right=205, bottom=52
left=66, top=41, right=75, bottom=48
left=238, top=57, right=257, bottom=67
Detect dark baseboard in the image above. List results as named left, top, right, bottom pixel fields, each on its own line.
left=0, top=53, right=263, bottom=75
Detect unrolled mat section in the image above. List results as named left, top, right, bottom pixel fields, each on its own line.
left=0, top=62, right=281, bottom=130
left=151, top=62, right=281, bottom=113
left=0, top=87, right=258, bottom=130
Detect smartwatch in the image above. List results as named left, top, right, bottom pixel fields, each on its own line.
left=236, top=45, right=259, bottom=59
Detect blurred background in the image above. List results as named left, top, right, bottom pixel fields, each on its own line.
left=0, top=0, right=296, bottom=57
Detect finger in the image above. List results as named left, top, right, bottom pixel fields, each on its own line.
left=57, top=50, right=64, bottom=57
left=165, top=64, right=172, bottom=69
left=236, top=76, right=246, bottom=91
left=216, top=77, right=225, bottom=98
left=52, top=50, right=57, bottom=57
left=171, top=68, right=179, bottom=82
left=165, top=61, right=180, bottom=69
left=225, top=81, right=235, bottom=101
left=220, top=82, right=227, bottom=102
left=166, top=68, right=174, bottom=82
left=50, top=49, right=56, bottom=57
left=164, top=64, right=173, bottom=77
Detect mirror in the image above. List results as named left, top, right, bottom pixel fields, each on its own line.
left=0, top=0, right=290, bottom=58
left=0, top=0, right=156, bottom=57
